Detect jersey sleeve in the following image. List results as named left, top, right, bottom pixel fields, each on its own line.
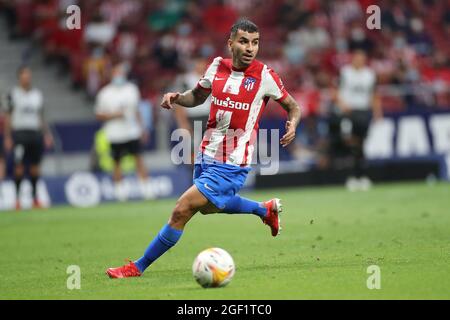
left=263, top=68, right=289, bottom=102
left=36, top=90, right=43, bottom=110
left=94, top=89, right=107, bottom=114
left=130, top=84, right=141, bottom=109
left=196, top=56, right=222, bottom=92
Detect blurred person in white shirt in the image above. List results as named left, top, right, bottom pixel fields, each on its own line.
left=335, top=49, right=382, bottom=191
left=95, top=61, right=151, bottom=201
left=172, top=58, right=211, bottom=164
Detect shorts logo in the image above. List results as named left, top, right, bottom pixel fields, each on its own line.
left=243, top=77, right=256, bottom=91
left=204, top=183, right=214, bottom=192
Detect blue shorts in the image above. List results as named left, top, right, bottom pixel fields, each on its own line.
left=193, top=154, right=250, bottom=210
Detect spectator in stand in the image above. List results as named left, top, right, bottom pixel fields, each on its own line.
left=84, top=12, right=116, bottom=47
left=33, top=0, right=59, bottom=45
left=278, top=0, right=313, bottom=30
left=406, top=17, right=433, bottom=56
left=283, top=15, right=330, bottom=65
left=100, top=0, right=141, bottom=27
left=153, top=34, right=179, bottom=71
left=421, top=50, right=450, bottom=108
left=113, top=24, right=139, bottom=63
left=83, top=46, right=111, bottom=99
left=202, top=0, right=238, bottom=35
left=2, top=0, right=20, bottom=39
left=3, top=0, right=450, bottom=166
left=147, top=0, right=186, bottom=32
left=348, top=23, right=374, bottom=53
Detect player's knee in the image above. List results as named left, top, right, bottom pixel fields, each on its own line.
left=199, top=207, right=216, bottom=215
left=170, top=200, right=194, bottom=224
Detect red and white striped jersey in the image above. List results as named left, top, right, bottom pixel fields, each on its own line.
left=196, top=57, right=289, bottom=167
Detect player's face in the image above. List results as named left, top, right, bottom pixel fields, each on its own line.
left=352, top=51, right=367, bottom=68
left=19, top=69, right=32, bottom=88
left=228, top=30, right=259, bottom=68
left=111, top=64, right=125, bottom=79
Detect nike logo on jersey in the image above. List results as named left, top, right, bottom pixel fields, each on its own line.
left=215, top=77, right=226, bottom=81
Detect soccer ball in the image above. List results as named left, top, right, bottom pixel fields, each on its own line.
left=192, top=248, right=235, bottom=288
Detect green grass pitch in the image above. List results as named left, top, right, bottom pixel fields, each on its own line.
left=0, top=182, right=449, bottom=299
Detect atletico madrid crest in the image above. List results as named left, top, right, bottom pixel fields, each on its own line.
left=243, top=77, right=256, bottom=91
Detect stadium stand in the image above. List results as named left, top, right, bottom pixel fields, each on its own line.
left=0, top=0, right=449, bottom=177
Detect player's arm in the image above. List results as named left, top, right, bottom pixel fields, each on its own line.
left=95, top=90, right=124, bottom=121
left=372, top=92, right=382, bottom=121
left=3, top=93, right=13, bottom=152
left=3, top=112, right=13, bottom=152
left=334, top=69, right=352, bottom=114
left=161, top=86, right=210, bottom=110
left=95, top=110, right=124, bottom=121
left=136, top=109, right=150, bottom=144
left=371, top=78, right=383, bottom=121
left=40, top=108, right=54, bottom=149
left=334, top=90, right=350, bottom=114
left=334, top=85, right=352, bottom=115
left=279, top=94, right=301, bottom=148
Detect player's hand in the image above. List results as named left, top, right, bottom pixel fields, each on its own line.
left=280, top=120, right=296, bottom=148
left=4, top=136, right=13, bottom=153
left=141, top=131, right=149, bottom=144
left=340, top=105, right=351, bottom=115
left=115, top=109, right=126, bottom=119
left=44, top=134, right=54, bottom=150
left=161, top=92, right=180, bottom=110
left=373, top=109, right=383, bottom=122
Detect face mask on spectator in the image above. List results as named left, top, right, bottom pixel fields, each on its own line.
left=112, top=75, right=126, bottom=86
left=93, top=48, right=104, bottom=58
left=351, top=28, right=365, bottom=41
left=177, top=23, right=192, bottom=37
left=394, top=36, right=406, bottom=49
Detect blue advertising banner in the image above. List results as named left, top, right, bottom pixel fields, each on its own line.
left=0, top=168, right=192, bottom=211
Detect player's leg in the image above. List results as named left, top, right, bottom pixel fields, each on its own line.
left=134, top=185, right=208, bottom=270
left=29, top=164, right=41, bottom=208
left=12, top=133, right=25, bottom=210
left=348, top=111, right=371, bottom=190
left=29, top=133, right=44, bottom=208
left=110, top=142, right=126, bottom=201
left=219, top=195, right=267, bottom=217
left=353, top=111, right=372, bottom=189
left=131, top=139, right=153, bottom=199
left=195, top=161, right=283, bottom=236
left=106, top=185, right=209, bottom=278
left=135, top=154, right=147, bottom=180
left=13, top=162, right=24, bottom=210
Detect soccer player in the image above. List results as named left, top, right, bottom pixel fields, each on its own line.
left=106, top=19, right=301, bottom=278
left=335, top=49, right=382, bottom=191
left=95, top=61, right=151, bottom=201
left=3, top=66, right=54, bottom=210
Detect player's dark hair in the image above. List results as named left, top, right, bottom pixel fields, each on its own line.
left=230, top=19, right=259, bottom=39
left=17, top=65, right=30, bottom=76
